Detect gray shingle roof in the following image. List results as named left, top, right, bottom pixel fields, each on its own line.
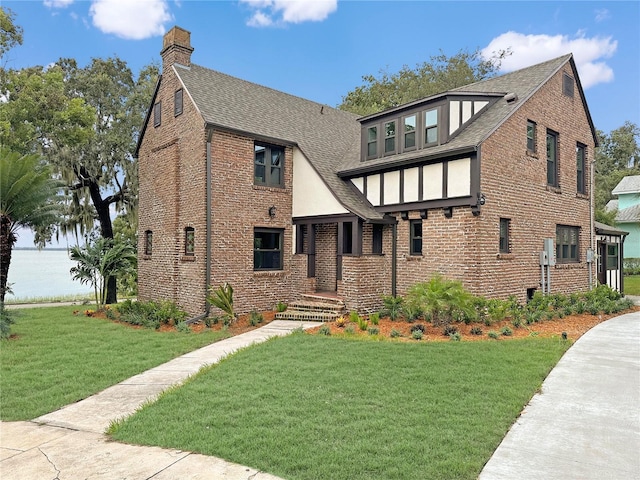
left=338, top=54, right=575, bottom=175
left=172, top=54, right=590, bottom=221
left=616, top=204, right=640, bottom=223
left=175, top=64, right=384, bottom=221
left=594, top=221, right=628, bottom=236
left=612, top=175, right=640, bottom=195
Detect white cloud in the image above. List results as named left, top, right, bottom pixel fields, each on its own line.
left=89, top=0, right=173, bottom=40
left=595, top=9, right=611, bottom=22
left=241, top=0, right=337, bottom=27
left=482, top=31, right=617, bottom=89
left=44, top=0, right=74, bottom=8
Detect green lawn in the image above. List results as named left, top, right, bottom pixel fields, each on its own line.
left=110, top=333, right=569, bottom=480
left=0, top=306, right=230, bottom=420
left=624, top=275, right=640, bottom=296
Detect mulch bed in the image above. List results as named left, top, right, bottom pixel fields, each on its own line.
left=305, top=307, right=640, bottom=342
left=79, top=306, right=638, bottom=343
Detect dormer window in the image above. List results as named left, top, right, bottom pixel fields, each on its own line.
left=384, top=120, right=396, bottom=154
left=367, top=126, right=377, bottom=157
left=425, top=108, right=438, bottom=145
left=404, top=115, right=416, bottom=149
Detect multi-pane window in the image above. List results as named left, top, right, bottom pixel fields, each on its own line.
left=404, top=115, right=416, bottom=149
left=606, top=244, right=618, bottom=270
left=153, top=102, right=161, bottom=127
left=174, top=89, right=183, bottom=116
left=527, top=120, right=536, bottom=152
left=384, top=120, right=396, bottom=154
left=367, top=126, right=378, bottom=157
left=556, top=225, right=579, bottom=263
left=184, top=227, right=195, bottom=256
left=410, top=219, right=422, bottom=255
left=372, top=224, right=383, bottom=254
left=144, top=230, right=153, bottom=255
left=254, top=228, right=283, bottom=270
left=499, top=218, right=510, bottom=253
left=547, top=130, right=558, bottom=187
left=576, top=144, right=586, bottom=194
left=254, top=144, right=284, bottom=188
left=425, top=108, right=438, bottom=145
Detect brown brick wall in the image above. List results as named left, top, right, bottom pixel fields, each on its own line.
left=315, top=224, right=337, bottom=291
left=474, top=65, right=594, bottom=301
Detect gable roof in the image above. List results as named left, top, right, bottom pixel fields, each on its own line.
left=174, top=64, right=385, bottom=221
left=612, top=175, right=640, bottom=195
left=338, top=54, right=598, bottom=176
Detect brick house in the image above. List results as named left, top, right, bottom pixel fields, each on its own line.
left=136, top=26, right=598, bottom=317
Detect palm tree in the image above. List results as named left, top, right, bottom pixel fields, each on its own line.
left=0, top=148, right=62, bottom=303
left=69, top=235, right=136, bottom=309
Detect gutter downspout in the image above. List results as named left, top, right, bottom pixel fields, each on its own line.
left=392, top=218, right=397, bottom=297
left=589, top=153, right=596, bottom=289
left=187, top=127, right=213, bottom=324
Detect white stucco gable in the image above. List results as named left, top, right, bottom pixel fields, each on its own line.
left=293, top=148, right=349, bottom=217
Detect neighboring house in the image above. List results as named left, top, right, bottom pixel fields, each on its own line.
left=595, top=221, right=627, bottom=293
left=136, top=26, right=598, bottom=316
left=607, top=175, right=640, bottom=259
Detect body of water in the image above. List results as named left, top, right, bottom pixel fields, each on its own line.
left=6, top=249, right=93, bottom=301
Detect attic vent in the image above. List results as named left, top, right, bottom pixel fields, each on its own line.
left=504, top=92, right=518, bottom=104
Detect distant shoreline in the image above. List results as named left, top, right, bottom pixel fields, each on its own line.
left=13, top=247, right=69, bottom=251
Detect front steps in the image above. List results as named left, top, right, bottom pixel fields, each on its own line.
left=275, top=294, right=345, bottom=322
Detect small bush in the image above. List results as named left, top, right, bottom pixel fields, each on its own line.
left=175, top=321, right=191, bottom=333
left=410, top=324, right=425, bottom=334
left=276, top=301, right=287, bottom=312
left=381, top=294, right=404, bottom=321
left=487, top=330, right=499, bottom=339
left=501, top=326, right=513, bottom=336
left=367, top=326, right=380, bottom=336
left=349, top=310, right=360, bottom=323
left=470, top=326, right=483, bottom=336
left=411, top=329, right=423, bottom=340
left=249, top=310, right=263, bottom=326
left=208, top=283, right=235, bottom=319
left=449, top=332, right=462, bottom=341
left=344, top=324, right=356, bottom=334
left=369, top=312, right=380, bottom=325
left=442, top=324, right=458, bottom=337
left=511, top=316, right=522, bottom=328
left=318, top=324, right=331, bottom=336
left=117, top=299, right=188, bottom=330
left=357, top=316, right=368, bottom=331
left=390, top=329, right=402, bottom=338
left=402, top=301, right=422, bottom=323
left=335, top=316, right=346, bottom=328
left=0, top=305, right=15, bottom=339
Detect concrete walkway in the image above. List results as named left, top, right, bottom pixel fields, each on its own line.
left=480, top=310, right=640, bottom=479
left=0, top=320, right=321, bottom=480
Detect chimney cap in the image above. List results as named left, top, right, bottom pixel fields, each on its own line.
left=162, top=26, right=193, bottom=53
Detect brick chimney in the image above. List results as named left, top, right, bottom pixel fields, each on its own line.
left=161, top=26, right=194, bottom=69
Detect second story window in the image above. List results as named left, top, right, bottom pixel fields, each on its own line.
left=254, top=143, right=284, bottom=188
left=404, top=115, right=416, bottom=150
left=527, top=120, right=536, bottom=152
left=425, top=108, right=438, bottom=145
left=576, top=144, right=586, bottom=194
left=384, top=120, right=396, bottom=154
left=184, top=227, right=195, bottom=256
left=367, top=126, right=377, bottom=157
left=546, top=130, right=558, bottom=187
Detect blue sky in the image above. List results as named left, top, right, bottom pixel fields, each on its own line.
left=5, top=0, right=640, bottom=247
